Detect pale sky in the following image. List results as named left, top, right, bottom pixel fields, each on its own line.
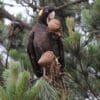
left=4, top=0, right=33, bottom=24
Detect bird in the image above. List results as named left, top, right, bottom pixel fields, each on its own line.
left=27, top=6, right=65, bottom=78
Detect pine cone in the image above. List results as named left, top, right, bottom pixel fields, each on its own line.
left=38, top=51, right=55, bottom=66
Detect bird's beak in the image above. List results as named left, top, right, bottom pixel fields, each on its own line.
left=38, top=9, right=43, bottom=16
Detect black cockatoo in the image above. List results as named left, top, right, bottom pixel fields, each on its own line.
left=27, top=6, right=64, bottom=77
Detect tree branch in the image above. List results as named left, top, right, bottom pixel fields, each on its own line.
left=55, top=0, right=88, bottom=10
left=0, top=0, right=88, bottom=31
left=28, top=3, right=41, bottom=10
left=19, top=0, right=88, bottom=11
left=20, top=0, right=41, bottom=10
left=0, top=7, right=31, bottom=30
left=0, top=1, right=13, bottom=7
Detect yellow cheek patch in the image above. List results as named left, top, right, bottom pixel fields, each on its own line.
left=38, top=9, right=43, bottom=16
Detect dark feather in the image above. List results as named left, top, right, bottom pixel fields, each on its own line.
left=27, top=6, right=65, bottom=77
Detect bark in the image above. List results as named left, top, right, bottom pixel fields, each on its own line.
left=55, top=0, right=88, bottom=10
left=0, top=7, right=32, bottom=30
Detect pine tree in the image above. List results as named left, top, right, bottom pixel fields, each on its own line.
left=0, top=62, right=66, bottom=100
left=63, top=0, right=100, bottom=99
left=0, top=0, right=100, bottom=99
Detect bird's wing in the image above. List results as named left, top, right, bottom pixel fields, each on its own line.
left=27, top=32, right=43, bottom=77
left=57, top=38, right=65, bottom=69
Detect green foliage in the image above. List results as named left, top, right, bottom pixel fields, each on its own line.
left=82, top=0, right=100, bottom=29
left=9, top=49, right=19, bottom=60
left=16, top=71, right=30, bottom=100
left=2, top=62, right=21, bottom=100
left=0, top=20, right=4, bottom=29
left=0, top=86, right=7, bottom=100
left=63, top=23, right=100, bottom=99
left=0, top=20, right=6, bottom=41
left=63, top=32, right=81, bottom=55
left=81, top=9, right=93, bottom=28
left=26, top=79, right=46, bottom=100
left=0, top=62, right=33, bottom=100
left=26, top=78, right=60, bottom=100
left=0, top=55, right=4, bottom=85
left=87, top=45, right=100, bottom=70
left=92, top=0, right=100, bottom=25
left=0, top=62, right=62, bottom=100
left=37, top=79, right=60, bottom=100
left=9, top=49, right=31, bottom=69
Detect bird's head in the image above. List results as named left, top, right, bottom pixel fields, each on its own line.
left=38, top=6, right=55, bottom=25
